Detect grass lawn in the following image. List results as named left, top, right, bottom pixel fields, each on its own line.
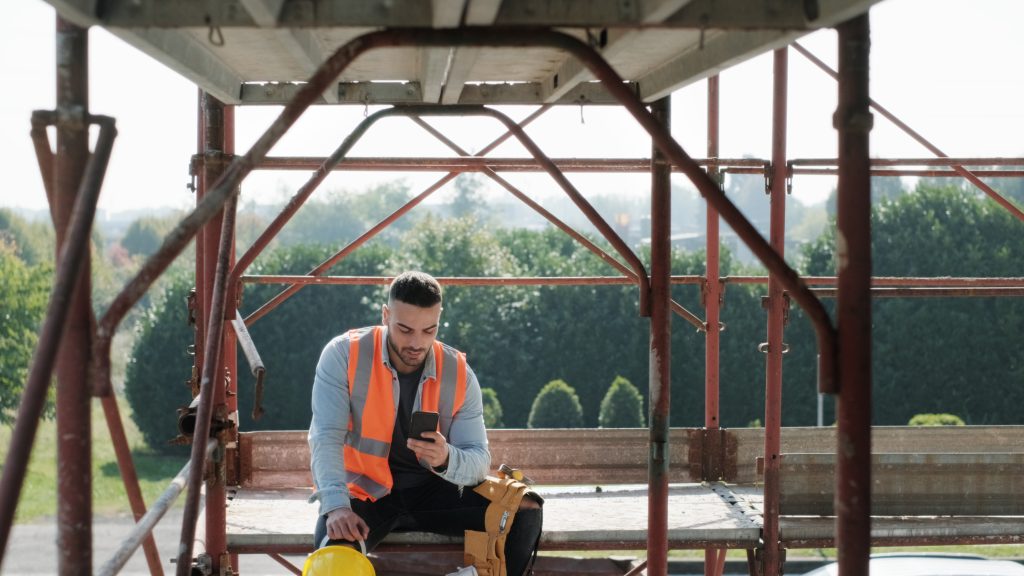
left=0, top=397, right=186, bottom=523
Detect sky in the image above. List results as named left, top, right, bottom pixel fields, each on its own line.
left=1, top=0, right=1022, bottom=218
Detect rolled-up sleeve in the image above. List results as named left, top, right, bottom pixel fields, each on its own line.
left=439, top=365, right=491, bottom=486
left=308, top=336, right=352, bottom=515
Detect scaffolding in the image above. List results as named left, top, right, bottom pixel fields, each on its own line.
left=1, top=3, right=1023, bottom=576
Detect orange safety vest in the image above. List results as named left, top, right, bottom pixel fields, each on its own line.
left=343, top=326, right=468, bottom=501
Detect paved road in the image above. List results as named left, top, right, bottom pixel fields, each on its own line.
left=4, top=509, right=306, bottom=575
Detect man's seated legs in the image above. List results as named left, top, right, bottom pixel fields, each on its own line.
left=313, top=475, right=543, bottom=576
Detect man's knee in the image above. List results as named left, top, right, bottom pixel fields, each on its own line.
left=518, top=498, right=541, bottom=510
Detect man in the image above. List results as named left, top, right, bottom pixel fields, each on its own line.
left=309, top=271, right=543, bottom=575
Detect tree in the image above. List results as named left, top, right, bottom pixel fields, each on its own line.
left=824, top=176, right=905, bottom=217
left=121, top=216, right=169, bottom=257
left=0, top=241, right=52, bottom=424
left=598, top=376, right=645, bottom=428
left=527, top=379, right=584, bottom=429
left=346, top=180, right=418, bottom=239
left=981, top=170, right=1024, bottom=206
left=278, top=196, right=367, bottom=247
left=279, top=181, right=417, bottom=248
left=492, top=226, right=650, bottom=426
left=451, top=174, right=483, bottom=219
left=481, top=387, right=504, bottom=428
left=797, top=183, right=1024, bottom=425
left=124, top=271, right=195, bottom=452
left=236, top=243, right=394, bottom=430
left=0, top=208, right=54, bottom=266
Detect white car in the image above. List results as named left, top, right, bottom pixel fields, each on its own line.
left=801, top=554, right=1024, bottom=576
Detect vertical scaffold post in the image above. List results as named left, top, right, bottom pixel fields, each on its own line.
left=191, top=91, right=238, bottom=574
left=705, top=74, right=722, bottom=432
left=704, top=74, right=724, bottom=576
left=835, top=14, right=873, bottom=576
left=54, top=16, right=93, bottom=576
left=762, top=47, right=789, bottom=576
left=648, top=96, right=672, bottom=576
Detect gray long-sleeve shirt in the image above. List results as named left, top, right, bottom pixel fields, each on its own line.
left=308, top=327, right=491, bottom=515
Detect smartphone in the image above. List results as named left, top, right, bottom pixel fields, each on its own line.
left=408, top=411, right=439, bottom=442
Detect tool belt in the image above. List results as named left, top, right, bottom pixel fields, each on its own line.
left=464, top=466, right=542, bottom=576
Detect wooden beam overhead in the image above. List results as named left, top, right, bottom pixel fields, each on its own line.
left=110, top=28, right=246, bottom=104
left=88, top=0, right=852, bottom=28
left=41, top=0, right=881, bottom=107
left=637, top=29, right=792, bottom=102
left=663, top=0, right=819, bottom=28
left=240, top=80, right=636, bottom=105
left=238, top=0, right=287, bottom=26
left=420, top=0, right=464, bottom=103
left=541, top=0, right=691, bottom=103
left=636, top=0, right=880, bottom=102
left=440, top=0, right=503, bottom=104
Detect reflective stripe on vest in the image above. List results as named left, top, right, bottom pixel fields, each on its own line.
left=344, top=326, right=468, bottom=501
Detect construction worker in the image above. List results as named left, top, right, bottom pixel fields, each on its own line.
left=309, top=271, right=543, bottom=576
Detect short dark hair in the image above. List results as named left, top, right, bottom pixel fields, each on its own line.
left=388, top=271, right=442, bottom=308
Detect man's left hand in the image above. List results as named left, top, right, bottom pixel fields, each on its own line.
left=408, top=431, right=449, bottom=469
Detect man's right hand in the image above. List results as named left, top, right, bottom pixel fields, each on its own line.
left=325, top=507, right=370, bottom=543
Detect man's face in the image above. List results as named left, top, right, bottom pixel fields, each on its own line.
left=382, top=299, right=442, bottom=374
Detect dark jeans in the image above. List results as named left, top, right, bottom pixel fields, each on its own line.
left=314, top=475, right=543, bottom=576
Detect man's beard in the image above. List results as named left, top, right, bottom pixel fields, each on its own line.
left=387, top=334, right=427, bottom=369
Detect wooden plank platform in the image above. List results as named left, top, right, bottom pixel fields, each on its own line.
left=728, top=486, right=1024, bottom=548
left=225, top=427, right=1024, bottom=555
left=225, top=483, right=763, bottom=553
left=778, top=452, right=1024, bottom=516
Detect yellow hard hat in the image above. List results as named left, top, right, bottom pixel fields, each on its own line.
left=302, top=539, right=375, bottom=576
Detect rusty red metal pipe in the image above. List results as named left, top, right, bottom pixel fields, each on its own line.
left=240, top=274, right=1021, bottom=294
left=244, top=274, right=705, bottom=327
left=197, top=92, right=236, bottom=574
left=29, top=113, right=57, bottom=217
left=794, top=168, right=1024, bottom=178
left=792, top=157, right=1024, bottom=167
left=268, top=553, right=303, bottom=575
left=725, top=276, right=1024, bottom=287
left=834, top=16, right=873, bottom=576
left=705, top=74, right=723, bottom=430
left=703, top=73, right=724, bottom=576
left=53, top=19, right=95, bottom=574
left=647, top=96, right=672, bottom=576
left=761, top=47, right=790, bottom=576
left=254, top=155, right=770, bottom=172
left=0, top=113, right=116, bottom=569
left=100, top=394, right=164, bottom=575
left=176, top=194, right=238, bottom=575
left=815, top=287, right=1024, bottom=298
